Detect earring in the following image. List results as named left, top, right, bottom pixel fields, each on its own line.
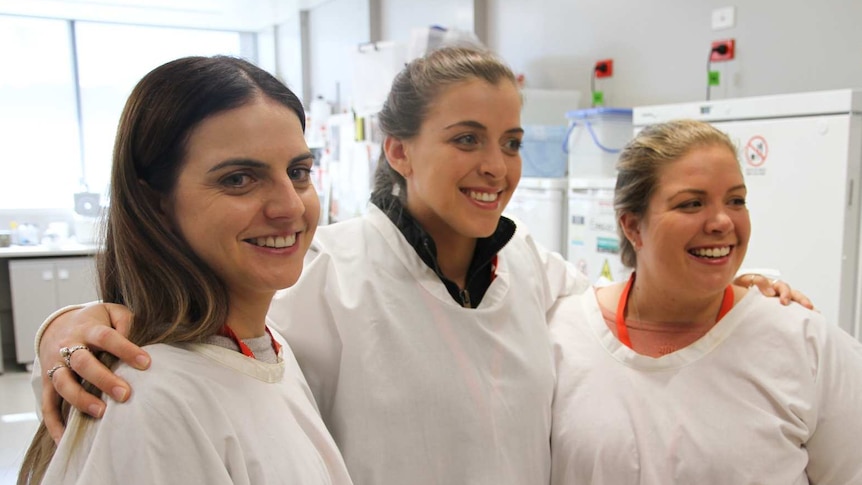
left=391, top=183, right=401, bottom=197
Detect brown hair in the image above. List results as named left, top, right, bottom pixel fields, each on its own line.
left=18, top=55, right=305, bottom=484
left=370, top=46, right=518, bottom=213
left=614, top=119, right=738, bottom=268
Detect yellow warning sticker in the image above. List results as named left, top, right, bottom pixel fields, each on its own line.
left=600, top=259, right=613, bottom=281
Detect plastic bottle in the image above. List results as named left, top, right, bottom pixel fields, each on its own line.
left=9, top=221, right=18, bottom=245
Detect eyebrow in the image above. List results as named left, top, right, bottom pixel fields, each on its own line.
left=443, top=120, right=524, bottom=134
left=668, top=184, right=747, bottom=199
left=207, top=152, right=314, bottom=173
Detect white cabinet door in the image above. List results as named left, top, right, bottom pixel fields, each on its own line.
left=9, top=257, right=98, bottom=365
left=9, top=260, right=56, bottom=365
left=55, top=257, right=99, bottom=307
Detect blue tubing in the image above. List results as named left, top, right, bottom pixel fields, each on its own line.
left=562, top=120, right=624, bottom=155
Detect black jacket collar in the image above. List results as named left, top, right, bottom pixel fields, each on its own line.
left=372, top=195, right=515, bottom=308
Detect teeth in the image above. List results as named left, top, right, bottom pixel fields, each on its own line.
left=252, top=234, right=296, bottom=248
left=469, top=191, right=498, bottom=202
left=690, top=246, right=731, bottom=258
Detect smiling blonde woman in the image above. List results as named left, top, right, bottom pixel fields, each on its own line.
left=549, top=119, right=862, bottom=485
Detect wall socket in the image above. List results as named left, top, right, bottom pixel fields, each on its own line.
left=595, top=59, right=613, bottom=78
left=710, top=39, right=735, bottom=62
left=711, top=6, right=736, bottom=30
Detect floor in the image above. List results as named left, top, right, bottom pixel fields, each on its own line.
left=0, top=367, right=39, bottom=485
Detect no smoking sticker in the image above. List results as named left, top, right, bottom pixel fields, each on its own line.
left=745, top=135, right=768, bottom=167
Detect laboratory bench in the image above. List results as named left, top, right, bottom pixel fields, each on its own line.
left=0, top=244, right=100, bottom=373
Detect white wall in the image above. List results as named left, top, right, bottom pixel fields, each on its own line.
left=379, top=0, right=476, bottom=43
left=305, top=0, right=371, bottom=111
left=485, top=0, right=862, bottom=108
left=266, top=15, right=306, bottom=102
left=310, top=0, right=862, bottom=113
left=9, top=0, right=862, bottom=117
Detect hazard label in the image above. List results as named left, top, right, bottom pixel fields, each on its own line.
left=600, top=259, right=613, bottom=281
left=745, top=136, right=768, bottom=167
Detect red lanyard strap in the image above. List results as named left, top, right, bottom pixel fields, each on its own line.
left=217, top=325, right=282, bottom=359
left=615, top=273, right=734, bottom=350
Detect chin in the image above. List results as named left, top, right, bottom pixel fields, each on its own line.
left=467, top=225, right=498, bottom=239
left=264, top=271, right=303, bottom=291
left=476, top=215, right=504, bottom=237
left=699, top=274, right=735, bottom=291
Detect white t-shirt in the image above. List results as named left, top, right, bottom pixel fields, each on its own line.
left=42, top=338, right=353, bottom=485
left=549, top=288, right=862, bottom=485
left=269, top=205, right=589, bottom=485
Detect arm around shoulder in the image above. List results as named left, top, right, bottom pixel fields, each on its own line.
left=33, top=303, right=90, bottom=359
left=33, top=301, right=147, bottom=434
left=30, top=303, right=89, bottom=412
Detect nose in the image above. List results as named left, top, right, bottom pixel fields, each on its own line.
left=264, top=176, right=306, bottom=221
left=705, top=206, right=733, bottom=234
left=479, top=146, right=508, bottom=179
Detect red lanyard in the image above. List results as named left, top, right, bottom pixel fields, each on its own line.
left=615, top=272, right=734, bottom=349
left=217, top=325, right=282, bottom=359
left=490, top=255, right=498, bottom=282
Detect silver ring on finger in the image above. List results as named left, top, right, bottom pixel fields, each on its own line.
left=60, top=345, right=90, bottom=368
left=47, top=362, right=69, bottom=380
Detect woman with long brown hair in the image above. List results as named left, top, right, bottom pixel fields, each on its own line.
left=18, top=56, right=351, bottom=484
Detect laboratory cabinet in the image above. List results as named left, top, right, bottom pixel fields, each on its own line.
left=9, top=256, right=98, bottom=366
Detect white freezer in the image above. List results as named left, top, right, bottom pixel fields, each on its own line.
left=634, top=89, right=862, bottom=340
left=505, top=177, right=567, bottom=256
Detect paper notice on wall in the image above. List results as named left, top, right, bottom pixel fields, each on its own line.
left=567, top=188, right=631, bottom=284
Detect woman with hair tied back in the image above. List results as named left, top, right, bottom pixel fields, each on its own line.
left=549, top=119, right=862, bottom=485
left=31, top=48, right=807, bottom=485
left=18, top=56, right=352, bottom=485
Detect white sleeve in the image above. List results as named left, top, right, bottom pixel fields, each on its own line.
left=267, top=249, right=342, bottom=421
left=804, top=322, right=862, bottom=484
left=528, top=237, right=592, bottom=310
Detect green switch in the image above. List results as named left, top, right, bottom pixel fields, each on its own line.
left=592, top=90, right=605, bottom=106
left=708, top=71, right=721, bottom=86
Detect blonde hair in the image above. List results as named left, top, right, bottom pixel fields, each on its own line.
left=614, top=119, right=739, bottom=267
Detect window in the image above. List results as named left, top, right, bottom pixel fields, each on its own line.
left=74, top=22, right=244, bottom=199
left=0, top=15, right=248, bottom=210
left=0, top=16, right=80, bottom=210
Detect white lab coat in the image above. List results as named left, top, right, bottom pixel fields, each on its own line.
left=269, top=204, right=589, bottom=485
left=43, top=337, right=354, bottom=485
left=549, top=288, right=862, bottom=485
